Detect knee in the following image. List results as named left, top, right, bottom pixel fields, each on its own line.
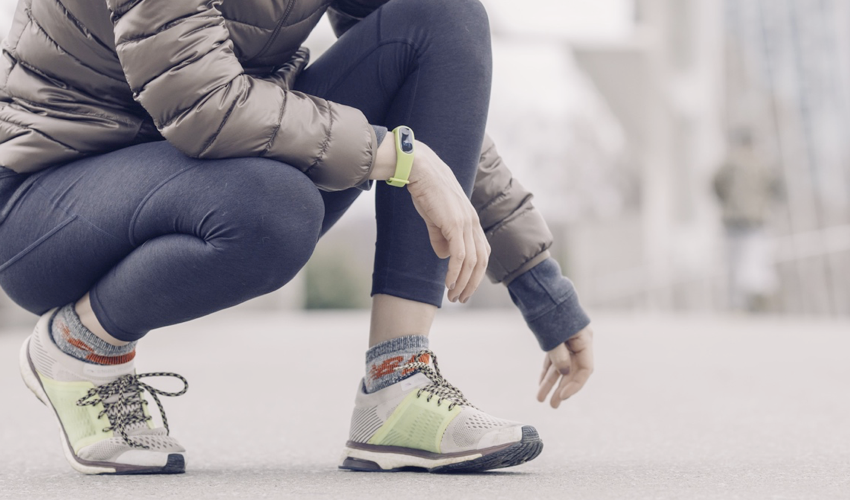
left=211, top=159, right=323, bottom=293
left=391, top=0, right=490, bottom=40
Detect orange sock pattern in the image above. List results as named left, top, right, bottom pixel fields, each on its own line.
left=50, top=304, right=137, bottom=366
left=364, top=335, right=430, bottom=393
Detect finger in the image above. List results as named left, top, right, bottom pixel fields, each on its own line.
left=450, top=226, right=477, bottom=302
left=547, top=343, right=572, bottom=377
left=536, top=363, right=560, bottom=403
left=551, top=365, right=574, bottom=409
left=459, top=227, right=488, bottom=303
left=558, top=331, right=595, bottom=400
left=540, top=354, right=552, bottom=385
left=444, top=225, right=465, bottom=292
left=542, top=344, right=572, bottom=409
left=558, top=367, right=593, bottom=402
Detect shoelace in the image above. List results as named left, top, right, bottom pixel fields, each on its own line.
left=395, top=350, right=475, bottom=411
left=76, top=372, right=188, bottom=449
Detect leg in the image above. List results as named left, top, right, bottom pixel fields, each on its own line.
left=2, top=141, right=325, bottom=474
left=294, top=0, right=493, bottom=346
left=0, top=141, right=324, bottom=341
left=295, top=3, right=542, bottom=474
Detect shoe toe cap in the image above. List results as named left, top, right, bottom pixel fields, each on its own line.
left=476, top=424, right=524, bottom=450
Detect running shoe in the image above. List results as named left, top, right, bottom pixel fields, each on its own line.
left=339, top=350, right=543, bottom=473
left=19, top=308, right=188, bottom=475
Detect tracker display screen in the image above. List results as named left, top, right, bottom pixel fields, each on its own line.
left=399, top=129, right=414, bottom=153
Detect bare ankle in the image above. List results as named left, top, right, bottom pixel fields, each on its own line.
left=74, top=293, right=130, bottom=347
left=369, top=294, right=436, bottom=347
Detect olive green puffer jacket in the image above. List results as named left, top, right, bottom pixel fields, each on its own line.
left=0, top=0, right=552, bottom=284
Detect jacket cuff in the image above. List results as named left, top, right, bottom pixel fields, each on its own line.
left=354, top=125, right=387, bottom=191
left=485, top=205, right=554, bottom=283
left=501, top=250, right=550, bottom=287
left=507, top=257, right=591, bottom=351
left=307, top=105, right=377, bottom=191
left=372, top=125, right=388, bottom=147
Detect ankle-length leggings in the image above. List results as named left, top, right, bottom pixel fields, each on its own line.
left=0, top=0, right=492, bottom=341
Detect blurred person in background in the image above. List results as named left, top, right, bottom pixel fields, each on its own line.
left=0, top=0, right=593, bottom=475
left=713, top=129, right=781, bottom=312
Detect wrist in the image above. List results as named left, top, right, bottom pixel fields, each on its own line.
left=407, top=140, right=432, bottom=184
left=370, top=131, right=397, bottom=181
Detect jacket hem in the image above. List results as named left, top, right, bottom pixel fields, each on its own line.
left=500, top=249, right=551, bottom=287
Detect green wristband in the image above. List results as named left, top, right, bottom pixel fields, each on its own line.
left=386, top=126, right=414, bottom=187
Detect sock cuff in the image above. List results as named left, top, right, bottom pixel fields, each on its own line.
left=57, top=303, right=137, bottom=358
left=365, top=335, right=429, bottom=364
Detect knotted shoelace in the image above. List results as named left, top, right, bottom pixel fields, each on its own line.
left=76, top=372, right=188, bottom=449
left=395, top=350, right=475, bottom=411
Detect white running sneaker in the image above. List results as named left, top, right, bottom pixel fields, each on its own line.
left=20, top=308, right=188, bottom=475
left=340, top=350, right=543, bottom=473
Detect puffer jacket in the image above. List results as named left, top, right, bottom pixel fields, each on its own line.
left=0, top=0, right=552, bottom=284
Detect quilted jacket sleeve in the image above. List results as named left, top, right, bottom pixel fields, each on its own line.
left=473, top=134, right=554, bottom=284
left=105, top=0, right=377, bottom=192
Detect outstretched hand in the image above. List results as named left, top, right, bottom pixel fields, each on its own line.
left=538, top=326, right=594, bottom=408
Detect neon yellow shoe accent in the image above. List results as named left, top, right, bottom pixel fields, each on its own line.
left=367, top=388, right=462, bottom=453
left=39, top=375, right=113, bottom=454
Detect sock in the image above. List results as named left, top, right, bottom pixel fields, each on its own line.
left=364, top=335, right=430, bottom=393
left=50, top=303, right=137, bottom=365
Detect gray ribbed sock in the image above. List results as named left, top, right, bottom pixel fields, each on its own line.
left=50, top=303, right=137, bottom=365
left=364, top=335, right=429, bottom=393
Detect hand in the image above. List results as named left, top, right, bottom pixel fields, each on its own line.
left=371, top=137, right=489, bottom=302
left=537, top=326, right=594, bottom=408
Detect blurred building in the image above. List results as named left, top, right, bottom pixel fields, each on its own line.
left=565, top=0, right=726, bottom=310
left=487, top=0, right=850, bottom=315
left=724, top=0, right=850, bottom=314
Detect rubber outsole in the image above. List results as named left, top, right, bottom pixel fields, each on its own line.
left=20, top=332, right=186, bottom=475
left=339, top=425, right=543, bottom=474
left=111, top=454, right=186, bottom=475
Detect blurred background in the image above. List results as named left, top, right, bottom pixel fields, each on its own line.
left=1, top=0, right=849, bottom=326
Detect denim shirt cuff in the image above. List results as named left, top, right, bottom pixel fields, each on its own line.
left=507, top=257, right=591, bottom=351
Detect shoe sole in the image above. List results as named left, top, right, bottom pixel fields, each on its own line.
left=19, top=334, right=185, bottom=475
left=339, top=426, right=543, bottom=473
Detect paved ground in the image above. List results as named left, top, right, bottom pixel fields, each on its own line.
left=0, top=309, right=848, bottom=499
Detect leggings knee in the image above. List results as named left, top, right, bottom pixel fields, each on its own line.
left=391, top=0, right=490, bottom=38
left=203, top=160, right=323, bottom=295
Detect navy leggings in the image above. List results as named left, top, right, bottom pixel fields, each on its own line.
left=0, top=0, right=492, bottom=341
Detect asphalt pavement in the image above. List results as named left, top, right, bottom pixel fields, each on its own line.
left=0, top=309, right=848, bottom=499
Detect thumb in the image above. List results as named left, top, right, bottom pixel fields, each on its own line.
left=547, top=343, right=572, bottom=377
left=427, top=224, right=450, bottom=258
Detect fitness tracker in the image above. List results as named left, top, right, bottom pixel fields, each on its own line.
left=386, top=125, right=415, bottom=187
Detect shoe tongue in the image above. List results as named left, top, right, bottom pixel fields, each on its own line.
left=401, top=372, right=432, bottom=391
left=126, top=424, right=164, bottom=436
left=81, top=360, right=136, bottom=386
